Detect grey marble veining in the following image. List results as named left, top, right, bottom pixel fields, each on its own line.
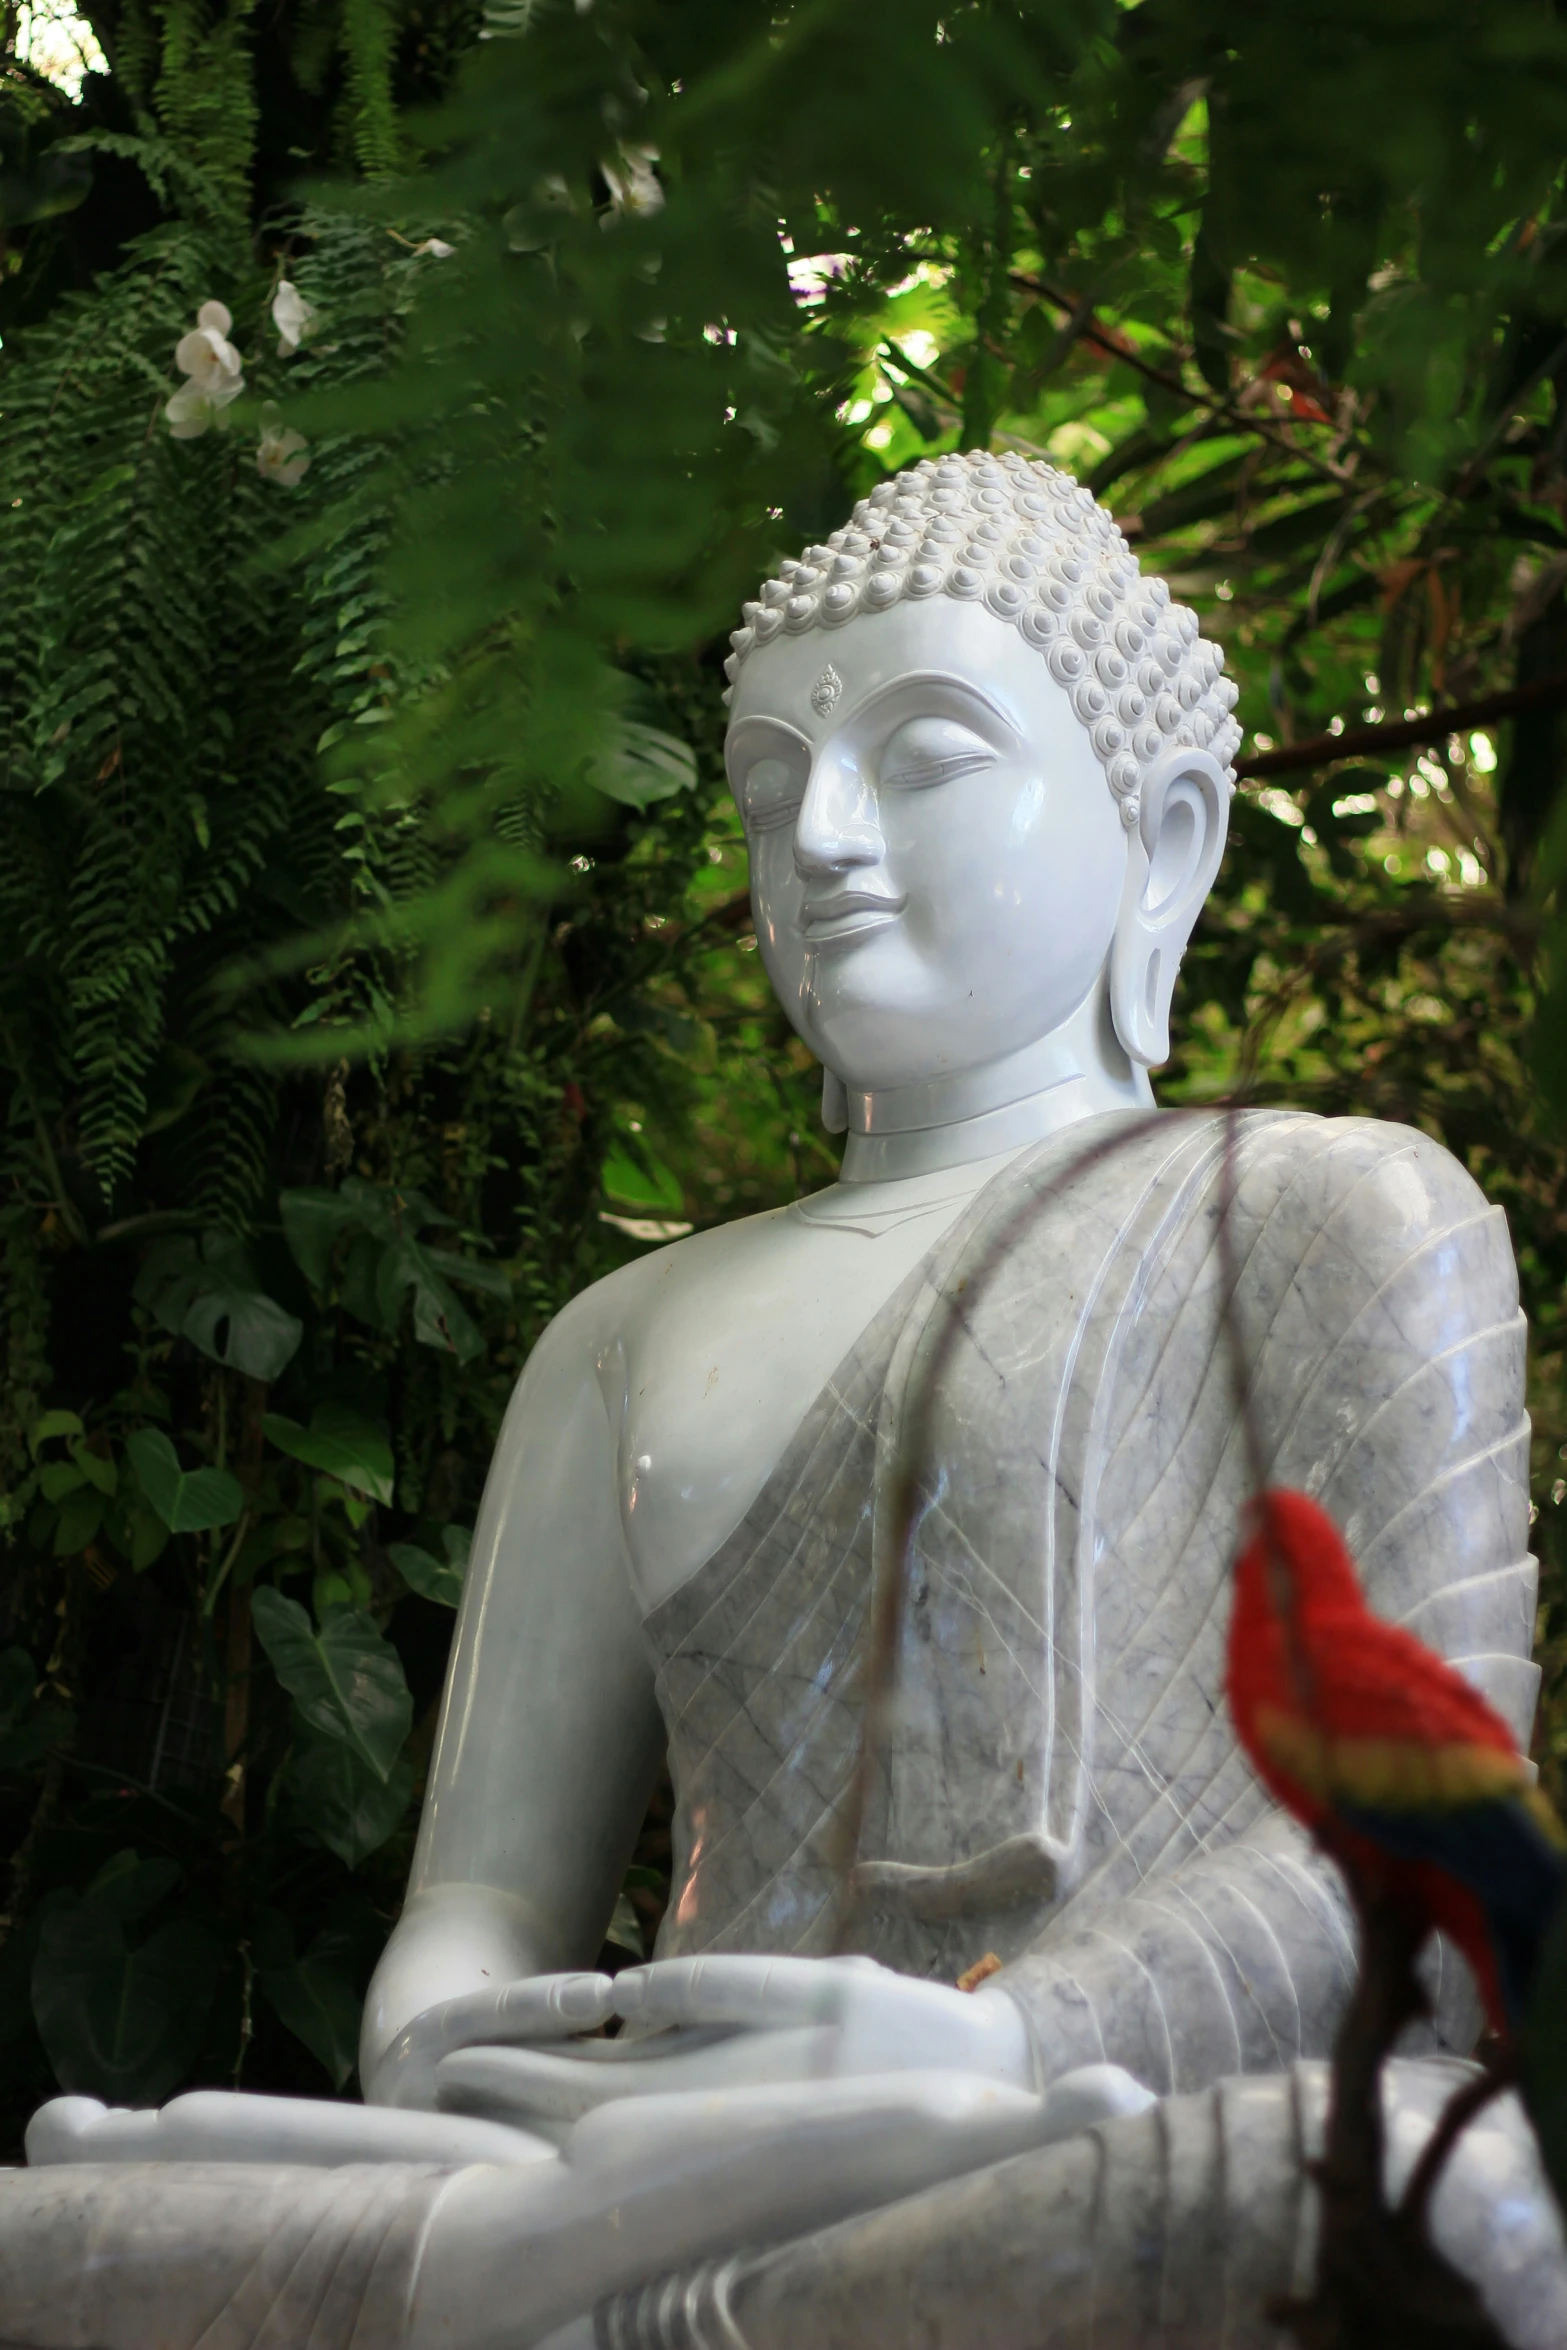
left=645, top=1110, right=1533, bottom=2077
left=590, top=2061, right=1567, bottom=2350
left=0, top=1110, right=1541, bottom=2350
left=5, top=2060, right=1564, bottom=2350
left=0, top=2158, right=452, bottom=2349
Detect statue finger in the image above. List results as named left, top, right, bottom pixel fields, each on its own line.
left=435, top=2025, right=828, bottom=2123
left=430, top=1972, right=616, bottom=2055
left=611, top=1954, right=881, bottom=2031
left=436, top=2046, right=617, bottom=2125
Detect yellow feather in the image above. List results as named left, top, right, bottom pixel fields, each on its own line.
left=1255, top=1707, right=1531, bottom=1813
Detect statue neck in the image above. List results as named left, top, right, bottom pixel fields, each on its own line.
left=835, top=988, right=1154, bottom=1185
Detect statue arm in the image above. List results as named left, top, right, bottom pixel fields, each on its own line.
left=358, top=1121, right=1532, bottom=2125
left=360, top=1291, right=667, bottom=2103
left=998, top=1811, right=1358, bottom=2095
left=1002, top=1121, right=1536, bottom=2097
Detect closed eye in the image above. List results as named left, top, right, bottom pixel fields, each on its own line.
left=737, top=752, right=806, bottom=831
left=878, top=714, right=999, bottom=793
left=883, top=750, right=997, bottom=789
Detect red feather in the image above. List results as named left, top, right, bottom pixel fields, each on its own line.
left=1226, top=1488, right=1562, bottom=2036
left=1228, top=1491, right=1517, bottom=1758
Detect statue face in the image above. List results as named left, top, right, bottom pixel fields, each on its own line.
left=726, top=598, right=1129, bottom=1094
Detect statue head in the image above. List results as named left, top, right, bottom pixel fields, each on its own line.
left=723, top=452, right=1240, bottom=1116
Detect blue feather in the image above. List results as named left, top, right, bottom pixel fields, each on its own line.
left=1340, top=1792, right=1567, bottom=2027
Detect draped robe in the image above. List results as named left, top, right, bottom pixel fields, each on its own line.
left=643, top=1109, right=1535, bottom=2091
left=0, top=1109, right=1542, bottom=2350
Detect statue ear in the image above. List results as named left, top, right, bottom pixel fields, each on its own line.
left=821, top=1068, right=849, bottom=1133
left=1109, top=746, right=1231, bottom=1068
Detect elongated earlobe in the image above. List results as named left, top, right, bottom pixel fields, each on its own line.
left=1109, top=748, right=1231, bottom=1068
left=821, top=1069, right=849, bottom=1133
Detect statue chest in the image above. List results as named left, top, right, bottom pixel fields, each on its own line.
left=639, top=1113, right=1256, bottom=1978
left=601, top=1169, right=1010, bottom=1616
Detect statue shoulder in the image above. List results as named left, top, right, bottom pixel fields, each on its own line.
left=518, top=1201, right=798, bottom=1380
left=1235, top=1107, right=1517, bottom=1312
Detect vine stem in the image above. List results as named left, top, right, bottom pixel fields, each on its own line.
left=828, top=1102, right=1197, bottom=1953
left=1398, top=2057, right=1514, bottom=2232
left=1236, top=668, right=1567, bottom=780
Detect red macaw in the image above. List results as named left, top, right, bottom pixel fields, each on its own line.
left=1226, top=1487, right=1566, bottom=2038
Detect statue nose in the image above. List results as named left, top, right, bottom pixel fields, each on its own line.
left=792, top=754, right=883, bottom=876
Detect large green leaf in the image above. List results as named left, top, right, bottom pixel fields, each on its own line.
left=31, top=1856, right=219, bottom=2105
left=602, top=1146, right=684, bottom=1214
left=389, top=1524, right=470, bottom=1608
left=286, top=1731, right=414, bottom=1868
left=373, top=1238, right=484, bottom=1362
left=589, top=718, right=698, bottom=809
left=253, top=1908, right=365, bottom=2087
left=126, top=1429, right=245, bottom=1535
left=28, top=1410, right=84, bottom=1453
left=1524, top=1886, right=1567, bottom=2217
left=0, top=1649, right=34, bottom=1737
left=134, top=1232, right=302, bottom=1383
left=0, top=1647, right=74, bottom=1774
left=87, top=1849, right=183, bottom=1921
left=279, top=1180, right=505, bottom=1362
left=279, top=1186, right=363, bottom=1291
left=251, top=1587, right=412, bottom=1781
left=69, top=1439, right=117, bottom=1497
left=102, top=1488, right=171, bottom=1572
left=263, top=1405, right=395, bottom=1505
left=51, top=1483, right=104, bottom=1555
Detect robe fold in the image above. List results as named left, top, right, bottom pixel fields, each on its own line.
left=643, top=1109, right=1534, bottom=2092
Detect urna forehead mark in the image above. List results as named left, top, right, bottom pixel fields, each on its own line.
left=724, top=449, right=1242, bottom=831
left=728, top=636, right=1029, bottom=761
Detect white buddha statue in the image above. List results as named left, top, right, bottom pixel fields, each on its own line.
left=6, top=453, right=1562, bottom=2350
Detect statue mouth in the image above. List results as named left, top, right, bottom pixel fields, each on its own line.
left=800, top=889, right=906, bottom=947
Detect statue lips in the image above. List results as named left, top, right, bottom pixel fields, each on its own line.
left=799, top=888, right=906, bottom=948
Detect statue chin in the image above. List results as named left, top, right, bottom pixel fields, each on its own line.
left=4, top=451, right=1560, bottom=2350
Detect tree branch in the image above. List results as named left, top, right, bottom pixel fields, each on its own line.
left=1236, top=670, right=1567, bottom=780
left=1008, top=272, right=1354, bottom=486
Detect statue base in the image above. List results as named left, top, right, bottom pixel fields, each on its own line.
left=2, top=2062, right=1563, bottom=2350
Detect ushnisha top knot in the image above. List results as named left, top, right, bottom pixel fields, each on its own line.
left=725, top=450, right=1242, bottom=828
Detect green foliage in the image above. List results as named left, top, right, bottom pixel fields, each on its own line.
left=388, top=1524, right=466, bottom=1606
left=280, top=1180, right=509, bottom=1364
left=137, top=1234, right=304, bottom=1383
left=252, top=1903, right=365, bottom=2087
left=31, top=1850, right=221, bottom=2103
left=250, top=1585, right=411, bottom=1780
left=127, top=1429, right=244, bottom=1534
left=264, top=1406, right=394, bottom=1503
left=1524, top=1888, right=1567, bottom=2224
left=0, top=1649, right=73, bottom=1772
left=2, top=0, right=1566, bottom=2159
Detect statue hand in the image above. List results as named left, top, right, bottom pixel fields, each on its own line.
left=617, top=1954, right=1035, bottom=2081
left=431, top=1954, right=1036, bottom=2130
left=371, top=1971, right=616, bottom=2111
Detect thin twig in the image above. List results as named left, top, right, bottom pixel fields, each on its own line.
left=1397, top=2056, right=1515, bottom=2232
left=1237, top=670, right=1567, bottom=780
left=1215, top=1104, right=1269, bottom=1503
left=1211, top=897, right=1541, bottom=1105
left=829, top=1105, right=1188, bottom=1952
left=1009, top=274, right=1355, bottom=487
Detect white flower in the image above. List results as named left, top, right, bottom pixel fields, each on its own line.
left=272, top=279, right=317, bottom=357
left=413, top=237, right=455, bottom=260
left=601, top=143, right=662, bottom=222
left=175, top=300, right=244, bottom=397
left=164, top=381, right=216, bottom=438
left=165, top=299, right=244, bottom=439
left=256, top=406, right=310, bottom=487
